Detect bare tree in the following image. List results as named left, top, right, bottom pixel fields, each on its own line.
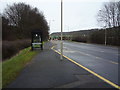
left=97, top=1, right=120, bottom=28
left=3, top=3, right=49, bottom=40
left=116, top=1, right=120, bottom=26
left=4, top=3, right=33, bottom=25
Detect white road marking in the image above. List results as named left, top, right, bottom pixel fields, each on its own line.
left=64, top=42, right=118, bottom=55
left=59, top=46, right=119, bottom=65
left=55, top=43, right=118, bottom=65
left=95, top=57, right=99, bottom=59
left=77, top=51, right=118, bottom=65
left=110, top=61, right=118, bottom=64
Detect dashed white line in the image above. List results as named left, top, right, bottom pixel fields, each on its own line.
left=59, top=47, right=119, bottom=65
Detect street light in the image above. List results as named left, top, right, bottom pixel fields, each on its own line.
left=65, top=25, right=71, bottom=40
left=49, top=20, right=54, bottom=31
left=49, top=20, right=54, bottom=40
left=65, top=25, right=69, bottom=32
left=60, top=0, right=63, bottom=60
left=99, top=9, right=107, bottom=46
left=104, top=26, right=107, bottom=45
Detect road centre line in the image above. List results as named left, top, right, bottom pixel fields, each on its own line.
left=51, top=46, right=120, bottom=89
left=77, top=50, right=118, bottom=65
left=110, top=61, right=119, bottom=65
left=62, top=46, right=118, bottom=65
left=63, top=43, right=119, bottom=55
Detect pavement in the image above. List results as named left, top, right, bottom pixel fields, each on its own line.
left=6, top=41, right=116, bottom=88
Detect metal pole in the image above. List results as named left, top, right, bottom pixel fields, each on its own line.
left=49, top=20, right=54, bottom=40
left=105, top=29, right=107, bottom=45
left=60, top=0, right=63, bottom=60
left=105, top=27, right=107, bottom=45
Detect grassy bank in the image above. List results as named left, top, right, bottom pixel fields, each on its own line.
left=2, top=47, right=38, bottom=88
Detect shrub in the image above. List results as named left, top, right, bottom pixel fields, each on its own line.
left=2, top=39, right=31, bottom=60
left=72, top=36, right=87, bottom=43
left=89, top=30, right=105, bottom=44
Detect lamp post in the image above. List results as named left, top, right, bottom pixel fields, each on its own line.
left=103, top=24, right=107, bottom=46
left=49, top=20, right=54, bottom=40
left=60, top=0, right=63, bottom=60
left=49, top=20, right=54, bottom=31
left=99, top=9, right=107, bottom=46
left=104, top=26, right=107, bottom=45
left=65, top=25, right=70, bottom=40
left=65, top=25, right=69, bottom=32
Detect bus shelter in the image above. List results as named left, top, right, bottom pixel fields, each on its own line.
left=31, top=30, right=43, bottom=50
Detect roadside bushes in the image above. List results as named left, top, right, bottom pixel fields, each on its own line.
left=90, top=30, right=105, bottom=44
left=2, top=39, right=31, bottom=60
left=72, top=35, right=88, bottom=43
left=70, top=26, right=120, bottom=46
left=89, top=27, right=120, bottom=46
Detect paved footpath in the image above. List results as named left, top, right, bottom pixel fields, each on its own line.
left=7, top=42, right=115, bottom=88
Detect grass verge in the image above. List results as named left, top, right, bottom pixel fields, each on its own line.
left=2, top=47, right=38, bottom=88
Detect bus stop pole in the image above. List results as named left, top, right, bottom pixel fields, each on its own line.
left=60, top=0, right=63, bottom=60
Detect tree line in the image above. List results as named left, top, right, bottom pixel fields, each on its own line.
left=2, top=2, right=49, bottom=41
left=2, top=3, right=49, bottom=60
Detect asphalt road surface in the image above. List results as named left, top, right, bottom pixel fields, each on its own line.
left=52, top=40, right=119, bottom=86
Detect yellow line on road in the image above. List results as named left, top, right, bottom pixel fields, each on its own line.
left=51, top=46, right=120, bottom=89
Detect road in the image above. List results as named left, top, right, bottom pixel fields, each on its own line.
left=52, top=40, right=119, bottom=86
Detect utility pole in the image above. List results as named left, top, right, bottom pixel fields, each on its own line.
left=105, top=28, right=107, bottom=45
left=60, top=0, right=63, bottom=60
left=49, top=20, right=54, bottom=31
left=49, top=20, right=54, bottom=40
left=67, top=26, right=70, bottom=40
left=104, top=26, right=107, bottom=45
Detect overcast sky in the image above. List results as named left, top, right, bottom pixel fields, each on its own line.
left=0, top=0, right=111, bottom=33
